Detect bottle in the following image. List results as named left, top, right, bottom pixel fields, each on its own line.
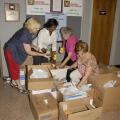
left=46, top=44, right=52, bottom=54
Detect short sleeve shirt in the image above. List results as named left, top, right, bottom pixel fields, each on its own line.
left=78, top=53, right=99, bottom=77
left=4, top=27, right=34, bottom=64
left=65, top=35, right=78, bottom=61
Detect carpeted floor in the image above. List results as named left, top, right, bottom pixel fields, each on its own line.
left=0, top=80, right=34, bottom=120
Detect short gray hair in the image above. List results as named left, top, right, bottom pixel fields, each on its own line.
left=60, top=27, right=72, bottom=35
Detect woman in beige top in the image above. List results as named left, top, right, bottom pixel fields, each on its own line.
left=68, top=41, right=99, bottom=88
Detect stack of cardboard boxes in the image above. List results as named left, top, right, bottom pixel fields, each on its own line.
left=26, top=64, right=120, bottom=120
left=27, top=64, right=59, bottom=120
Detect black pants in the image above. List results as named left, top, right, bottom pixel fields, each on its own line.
left=66, top=68, right=75, bottom=82
left=33, top=56, right=48, bottom=65
left=62, top=52, right=74, bottom=66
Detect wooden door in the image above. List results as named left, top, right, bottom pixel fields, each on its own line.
left=0, top=42, right=2, bottom=78
left=90, top=0, right=116, bottom=64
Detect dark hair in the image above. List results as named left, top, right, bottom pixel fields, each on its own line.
left=75, top=41, right=88, bottom=53
left=44, top=18, right=58, bottom=28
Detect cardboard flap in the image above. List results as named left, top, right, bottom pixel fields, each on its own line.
left=27, top=65, right=52, bottom=79
left=59, top=97, right=93, bottom=115
left=89, top=73, right=120, bottom=88
left=68, top=107, right=102, bottom=120
left=102, top=87, right=120, bottom=113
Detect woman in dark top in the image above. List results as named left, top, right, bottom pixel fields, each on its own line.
left=4, top=17, right=49, bottom=93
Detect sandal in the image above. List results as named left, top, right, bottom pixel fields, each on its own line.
left=10, top=82, right=18, bottom=88
left=18, top=88, right=30, bottom=94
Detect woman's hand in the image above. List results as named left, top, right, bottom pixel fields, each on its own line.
left=76, top=83, right=81, bottom=89
left=56, top=64, right=64, bottom=69
left=44, top=53, right=51, bottom=60
left=65, top=65, right=70, bottom=69
left=41, top=48, right=47, bottom=53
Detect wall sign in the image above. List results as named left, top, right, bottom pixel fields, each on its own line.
left=4, top=3, right=20, bottom=21
left=26, top=0, right=50, bottom=15
left=51, top=0, right=63, bottom=13
left=63, top=0, right=83, bottom=16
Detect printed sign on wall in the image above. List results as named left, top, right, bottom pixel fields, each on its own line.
left=63, top=0, right=83, bottom=16
left=26, top=0, right=50, bottom=15
left=26, top=0, right=83, bottom=16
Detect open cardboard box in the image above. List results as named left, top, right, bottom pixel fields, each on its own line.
left=59, top=97, right=94, bottom=120
left=59, top=97, right=102, bottom=120
left=59, top=87, right=120, bottom=120
left=88, top=73, right=120, bottom=107
left=99, top=64, right=120, bottom=74
left=53, top=80, right=93, bottom=102
left=88, top=73, right=120, bottom=86
left=27, top=65, right=53, bottom=90
left=29, top=92, right=58, bottom=120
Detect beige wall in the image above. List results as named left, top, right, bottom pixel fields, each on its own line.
left=0, top=0, right=26, bottom=77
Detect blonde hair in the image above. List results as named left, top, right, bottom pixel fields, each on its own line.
left=75, top=41, right=88, bottom=53
left=60, top=27, right=72, bottom=35
left=24, top=17, right=41, bottom=32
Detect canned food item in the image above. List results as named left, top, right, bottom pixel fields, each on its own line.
left=59, top=47, right=64, bottom=54
left=52, top=53, right=56, bottom=61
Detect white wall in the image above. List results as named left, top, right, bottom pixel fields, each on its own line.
left=0, top=0, right=26, bottom=77
left=81, top=0, right=93, bottom=46
left=110, top=0, right=120, bottom=65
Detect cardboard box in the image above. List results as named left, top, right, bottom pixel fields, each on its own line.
left=20, top=66, right=26, bottom=85
left=53, top=81, right=91, bottom=102
left=27, top=65, right=53, bottom=90
left=89, top=73, right=120, bottom=107
left=99, top=64, right=120, bottom=74
left=41, top=63, right=53, bottom=69
left=59, top=87, right=120, bottom=120
left=59, top=97, right=100, bottom=120
left=88, top=73, right=120, bottom=86
left=101, top=87, right=120, bottom=120
left=65, top=107, right=102, bottom=120
left=29, top=93, right=58, bottom=120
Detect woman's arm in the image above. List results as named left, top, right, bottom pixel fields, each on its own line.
left=23, top=43, right=49, bottom=58
left=77, top=67, right=92, bottom=88
left=69, top=61, right=77, bottom=69
left=58, top=52, right=72, bottom=68
left=31, top=44, right=39, bottom=51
